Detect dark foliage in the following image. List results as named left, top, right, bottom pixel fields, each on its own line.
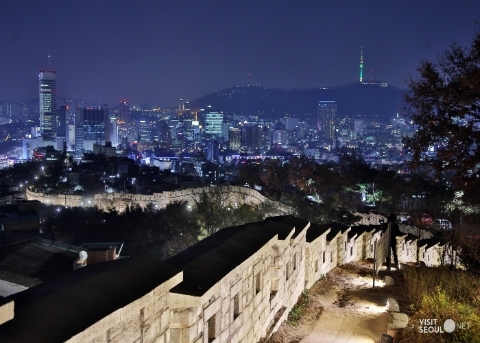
left=403, top=28, right=480, bottom=187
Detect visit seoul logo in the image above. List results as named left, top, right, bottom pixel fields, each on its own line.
left=419, top=318, right=470, bottom=333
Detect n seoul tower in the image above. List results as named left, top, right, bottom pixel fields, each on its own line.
left=359, top=46, right=364, bottom=83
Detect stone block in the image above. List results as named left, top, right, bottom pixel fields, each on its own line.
left=204, top=297, right=221, bottom=320
left=170, top=328, right=181, bottom=343
left=91, top=332, right=107, bottom=343
left=221, top=298, right=230, bottom=316
left=231, top=281, right=242, bottom=295
left=142, top=316, right=160, bottom=343
left=181, top=324, right=198, bottom=343
left=381, top=334, right=393, bottom=343
left=385, top=276, right=395, bottom=286
left=219, top=327, right=229, bottom=343
left=247, top=329, right=254, bottom=343
left=0, top=300, right=14, bottom=325
left=153, top=293, right=167, bottom=315
left=107, top=320, right=126, bottom=341
left=386, top=298, right=400, bottom=312
left=388, top=312, right=408, bottom=329
left=160, top=309, right=170, bottom=331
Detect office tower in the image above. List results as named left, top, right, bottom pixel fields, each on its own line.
left=317, top=101, right=337, bottom=140
left=354, top=119, right=364, bottom=137
left=158, top=120, right=172, bottom=147
left=241, top=124, right=261, bottom=150
left=282, top=118, right=299, bottom=131
left=228, top=128, right=241, bottom=150
left=39, top=70, right=57, bottom=136
left=204, top=111, right=224, bottom=137
left=272, top=122, right=287, bottom=146
left=119, top=99, right=130, bottom=121
left=75, top=105, right=109, bottom=154
left=206, top=140, right=220, bottom=162
left=56, top=105, right=68, bottom=150
left=109, top=114, right=119, bottom=147
left=138, top=120, right=153, bottom=142
left=42, top=112, right=57, bottom=142
left=260, top=126, right=271, bottom=152
left=178, top=99, right=185, bottom=120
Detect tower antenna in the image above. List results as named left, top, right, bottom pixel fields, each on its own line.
left=48, top=55, right=51, bottom=70
left=359, top=47, right=364, bottom=83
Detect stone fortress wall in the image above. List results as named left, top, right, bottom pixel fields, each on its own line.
left=9, top=189, right=458, bottom=343
left=25, top=186, right=279, bottom=213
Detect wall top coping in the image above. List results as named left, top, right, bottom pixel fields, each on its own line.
left=325, top=223, right=351, bottom=242
left=167, top=216, right=305, bottom=297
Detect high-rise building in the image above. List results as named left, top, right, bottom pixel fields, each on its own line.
left=158, top=120, right=172, bottom=147
left=119, top=100, right=130, bottom=121
left=75, top=106, right=109, bottom=154
left=39, top=70, right=57, bottom=137
left=272, top=122, right=287, bottom=146
left=206, top=140, right=220, bottom=162
left=241, top=124, right=261, bottom=150
left=228, top=128, right=241, bottom=150
left=138, top=120, right=153, bottom=142
left=108, top=114, right=118, bottom=147
left=317, top=101, right=337, bottom=140
left=56, top=105, right=68, bottom=151
left=354, top=119, right=364, bottom=137
left=204, top=111, right=224, bottom=138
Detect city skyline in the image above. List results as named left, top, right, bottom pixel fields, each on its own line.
left=0, top=1, right=479, bottom=107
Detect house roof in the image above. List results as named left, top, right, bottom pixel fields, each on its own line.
left=0, top=238, right=81, bottom=287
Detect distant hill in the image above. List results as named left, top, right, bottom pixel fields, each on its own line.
left=188, top=82, right=405, bottom=122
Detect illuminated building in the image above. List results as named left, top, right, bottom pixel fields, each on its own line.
left=119, top=100, right=130, bottom=121
left=204, top=111, right=224, bottom=138
left=56, top=105, right=68, bottom=150
left=228, top=128, right=241, bottom=150
left=75, top=106, right=109, bottom=153
left=39, top=70, right=57, bottom=137
left=317, top=101, right=337, bottom=140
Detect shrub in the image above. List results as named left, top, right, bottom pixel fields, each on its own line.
left=398, top=266, right=480, bottom=342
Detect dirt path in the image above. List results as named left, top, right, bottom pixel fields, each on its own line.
left=265, top=262, right=405, bottom=343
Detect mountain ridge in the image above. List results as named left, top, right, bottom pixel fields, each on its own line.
left=187, top=82, right=405, bottom=122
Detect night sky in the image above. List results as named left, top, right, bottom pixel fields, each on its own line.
left=1, top=0, right=479, bottom=108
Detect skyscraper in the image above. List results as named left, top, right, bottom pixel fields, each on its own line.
left=228, top=128, right=241, bottom=150
left=56, top=105, right=68, bottom=151
left=118, top=100, right=130, bottom=121
left=203, top=110, right=224, bottom=138
left=39, top=70, right=57, bottom=137
left=75, top=106, right=109, bottom=154
left=317, top=101, right=337, bottom=140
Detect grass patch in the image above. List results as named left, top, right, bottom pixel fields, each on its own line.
left=287, top=289, right=311, bottom=326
